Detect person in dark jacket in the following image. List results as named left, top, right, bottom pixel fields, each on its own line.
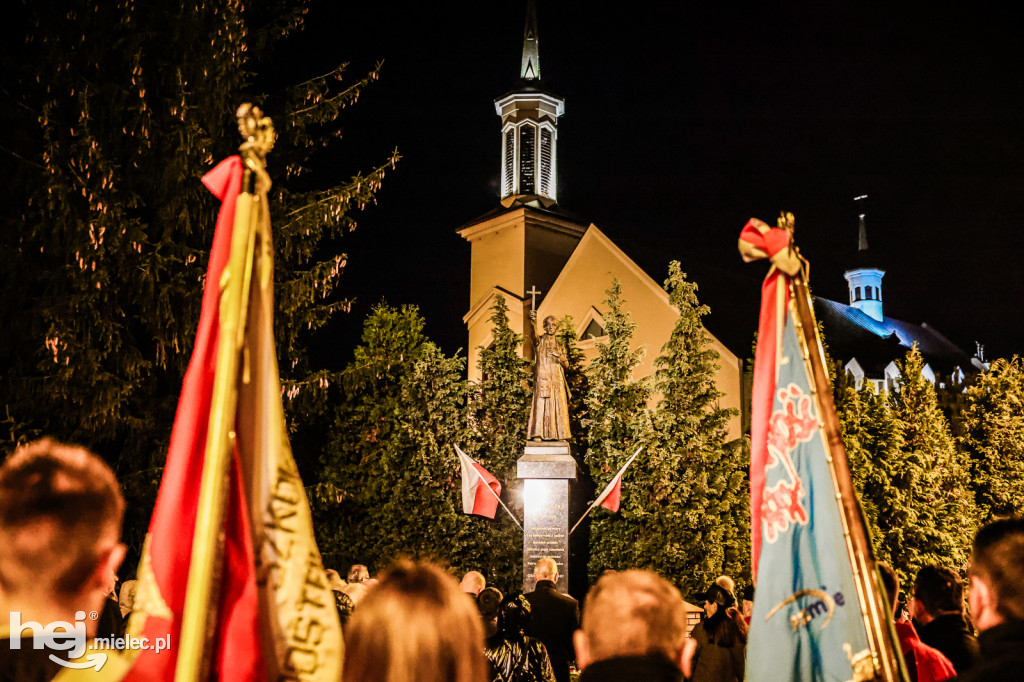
left=524, top=557, right=579, bottom=682
left=956, top=518, right=1024, bottom=682
left=573, top=570, right=687, bottom=682
left=877, top=563, right=955, bottom=682
left=682, top=583, right=747, bottom=682
left=910, top=565, right=979, bottom=674
left=484, top=594, right=556, bottom=682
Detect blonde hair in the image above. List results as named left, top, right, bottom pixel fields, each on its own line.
left=534, top=557, right=558, bottom=581
left=343, top=560, right=487, bottom=682
left=581, top=570, right=687, bottom=663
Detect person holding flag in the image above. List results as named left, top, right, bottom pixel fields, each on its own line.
left=739, top=213, right=906, bottom=682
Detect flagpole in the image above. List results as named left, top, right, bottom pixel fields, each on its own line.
left=479, top=479, right=524, bottom=531
left=174, top=106, right=274, bottom=682
left=569, top=446, right=642, bottom=535
left=788, top=266, right=906, bottom=682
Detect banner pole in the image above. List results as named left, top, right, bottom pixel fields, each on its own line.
left=175, top=109, right=273, bottom=682
left=789, top=268, right=906, bottom=682
left=569, top=447, right=642, bottom=536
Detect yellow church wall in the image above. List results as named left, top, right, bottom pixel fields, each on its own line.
left=536, top=226, right=744, bottom=440
left=462, top=212, right=528, bottom=310
left=459, top=206, right=588, bottom=382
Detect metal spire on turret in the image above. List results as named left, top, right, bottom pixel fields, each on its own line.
left=520, top=0, right=541, bottom=80
left=854, top=194, right=869, bottom=251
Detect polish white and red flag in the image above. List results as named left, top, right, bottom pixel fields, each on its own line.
left=455, top=445, right=502, bottom=519
left=593, top=447, right=642, bottom=513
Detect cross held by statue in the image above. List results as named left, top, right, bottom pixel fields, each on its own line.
left=527, top=285, right=542, bottom=313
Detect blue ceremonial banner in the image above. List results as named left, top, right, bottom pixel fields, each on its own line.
left=746, top=311, right=873, bottom=681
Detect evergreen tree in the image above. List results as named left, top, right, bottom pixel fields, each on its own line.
left=318, top=304, right=432, bottom=569
left=891, top=346, right=978, bottom=572
left=643, top=262, right=746, bottom=595
left=0, top=0, right=395, bottom=555
left=468, top=295, right=532, bottom=592
left=319, top=304, right=520, bottom=587
left=959, top=356, right=1024, bottom=521
left=835, top=373, right=916, bottom=582
left=584, top=279, right=652, bottom=581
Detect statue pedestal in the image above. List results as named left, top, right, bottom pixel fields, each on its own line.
left=518, top=441, right=577, bottom=593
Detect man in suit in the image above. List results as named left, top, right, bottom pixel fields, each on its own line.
left=524, top=557, right=579, bottom=682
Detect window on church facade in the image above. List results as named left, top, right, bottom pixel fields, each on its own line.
left=539, top=128, right=553, bottom=196
left=580, top=319, right=605, bottom=340
left=854, top=286, right=861, bottom=301
left=519, top=124, right=535, bottom=194
left=865, top=286, right=872, bottom=300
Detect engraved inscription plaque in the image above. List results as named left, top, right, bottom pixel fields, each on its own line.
left=518, top=442, right=576, bottom=593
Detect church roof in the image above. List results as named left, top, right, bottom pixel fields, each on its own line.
left=813, top=297, right=972, bottom=376
left=456, top=201, right=590, bottom=233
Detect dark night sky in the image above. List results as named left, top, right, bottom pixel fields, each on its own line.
left=293, top=1, right=1023, bottom=363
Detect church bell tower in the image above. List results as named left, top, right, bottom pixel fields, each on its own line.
left=844, top=196, right=885, bottom=322
left=494, top=0, right=565, bottom=208
left=458, top=0, right=586, bottom=381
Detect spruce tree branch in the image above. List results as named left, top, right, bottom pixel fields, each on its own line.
left=0, top=144, right=44, bottom=169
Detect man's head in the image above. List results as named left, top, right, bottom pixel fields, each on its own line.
left=0, top=439, right=125, bottom=624
left=574, top=570, right=687, bottom=670
left=968, top=518, right=1024, bottom=631
left=542, top=316, right=557, bottom=335
left=460, top=570, right=486, bottom=596
left=347, top=564, right=370, bottom=584
left=533, top=557, right=558, bottom=584
left=912, top=565, right=963, bottom=623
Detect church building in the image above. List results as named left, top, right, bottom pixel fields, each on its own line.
left=812, top=204, right=985, bottom=391
left=457, top=4, right=744, bottom=439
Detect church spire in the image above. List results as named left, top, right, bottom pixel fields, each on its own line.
left=494, top=0, right=564, bottom=207
left=855, top=194, right=869, bottom=251
left=520, top=0, right=541, bottom=80
left=844, top=194, right=885, bottom=321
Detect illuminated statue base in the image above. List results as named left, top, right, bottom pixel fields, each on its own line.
left=518, top=441, right=577, bottom=593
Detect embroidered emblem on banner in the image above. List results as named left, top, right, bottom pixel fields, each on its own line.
left=762, top=383, right=816, bottom=542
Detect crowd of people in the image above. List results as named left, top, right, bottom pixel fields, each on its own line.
left=1, top=438, right=1023, bottom=682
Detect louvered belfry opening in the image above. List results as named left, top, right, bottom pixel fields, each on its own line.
left=503, top=129, right=516, bottom=197
left=539, top=128, right=553, bottom=196
left=519, top=125, right=536, bottom=195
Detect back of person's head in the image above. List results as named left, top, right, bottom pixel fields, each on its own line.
left=347, top=563, right=369, bottom=583
left=700, top=582, right=747, bottom=647
left=460, top=570, right=486, bottom=595
left=498, top=594, right=532, bottom=640
left=575, top=570, right=687, bottom=669
left=533, top=557, right=558, bottom=582
left=969, top=518, right=1024, bottom=625
left=715, top=575, right=736, bottom=597
left=877, top=562, right=899, bottom=614
left=0, top=439, right=125, bottom=605
left=914, top=565, right=963, bottom=615
left=702, top=583, right=736, bottom=610
left=477, top=586, right=503, bottom=621
left=343, top=559, right=487, bottom=682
